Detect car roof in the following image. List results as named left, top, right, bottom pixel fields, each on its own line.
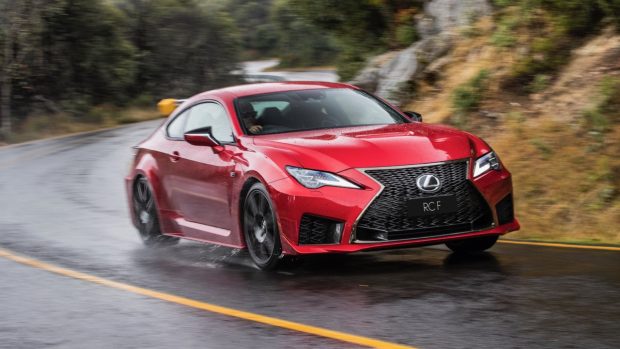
left=194, top=81, right=358, bottom=100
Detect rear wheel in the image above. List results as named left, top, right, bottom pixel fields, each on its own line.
left=445, top=235, right=498, bottom=253
left=243, top=183, right=282, bottom=270
left=133, top=177, right=179, bottom=247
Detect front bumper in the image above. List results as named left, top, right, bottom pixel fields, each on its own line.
left=268, top=162, right=519, bottom=255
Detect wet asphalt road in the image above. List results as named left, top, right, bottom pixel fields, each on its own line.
left=1, top=121, right=620, bottom=349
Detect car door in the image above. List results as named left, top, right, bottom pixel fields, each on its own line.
left=169, top=101, right=237, bottom=237
left=157, top=107, right=190, bottom=224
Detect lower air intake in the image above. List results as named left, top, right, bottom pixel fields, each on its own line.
left=299, top=215, right=344, bottom=245
left=496, top=194, right=514, bottom=226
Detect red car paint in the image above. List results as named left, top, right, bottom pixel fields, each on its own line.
left=126, top=82, right=519, bottom=255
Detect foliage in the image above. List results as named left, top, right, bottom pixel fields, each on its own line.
left=529, top=74, right=551, bottom=93
left=224, top=0, right=277, bottom=59
left=41, top=0, right=137, bottom=105
left=0, top=0, right=242, bottom=131
left=490, top=0, right=620, bottom=93
left=490, top=16, right=518, bottom=47
left=452, top=70, right=490, bottom=116
left=582, top=77, right=620, bottom=140
left=394, top=8, right=419, bottom=47
left=271, top=0, right=338, bottom=68
left=120, top=0, right=241, bottom=98
left=291, top=0, right=424, bottom=80
left=492, top=116, right=620, bottom=244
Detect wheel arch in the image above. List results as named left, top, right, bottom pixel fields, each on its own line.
left=236, top=174, right=293, bottom=258
left=128, top=151, right=173, bottom=233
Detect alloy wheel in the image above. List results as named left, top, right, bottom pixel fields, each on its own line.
left=243, top=184, right=281, bottom=269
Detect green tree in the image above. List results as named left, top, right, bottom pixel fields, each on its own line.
left=1, top=0, right=137, bottom=132
left=120, top=0, right=241, bottom=98
left=271, top=0, right=338, bottom=68
left=289, top=0, right=420, bottom=80
left=225, top=0, right=278, bottom=58
left=40, top=0, right=136, bottom=105
left=0, top=0, right=45, bottom=133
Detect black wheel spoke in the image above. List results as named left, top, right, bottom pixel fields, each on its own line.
left=247, top=194, right=259, bottom=216
left=133, top=198, right=142, bottom=213
left=264, top=232, right=274, bottom=250
left=137, top=181, right=147, bottom=203
left=258, top=195, right=267, bottom=215
left=145, top=196, right=154, bottom=211
left=259, top=241, right=270, bottom=258
left=244, top=211, right=256, bottom=228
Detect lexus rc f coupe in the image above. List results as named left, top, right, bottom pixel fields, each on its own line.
left=126, top=82, right=519, bottom=270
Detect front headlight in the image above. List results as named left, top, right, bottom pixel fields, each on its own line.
left=286, top=166, right=361, bottom=189
left=473, top=151, right=501, bottom=177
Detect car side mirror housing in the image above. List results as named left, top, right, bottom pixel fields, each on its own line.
left=404, top=111, right=423, bottom=122
left=184, top=127, right=220, bottom=147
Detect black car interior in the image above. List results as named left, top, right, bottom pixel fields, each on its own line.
left=239, top=88, right=407, bottom=134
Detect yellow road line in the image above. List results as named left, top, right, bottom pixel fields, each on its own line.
left=499, top=239, right=620, bottom=252
left=0, top=247, right=414, bottom=349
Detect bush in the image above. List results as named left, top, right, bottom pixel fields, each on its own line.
left=395, top=24, right=418, bottom=47
left=491, top=17, right=518, bottom=47
left=507, top=31, right=570, bottom=91
left=582, top=77, right=620, bottom=139
left=452, top=70, right=490, bottom=114
left=529, top=74, right=552, bottom=93
left=598, top=76, right=620, bottom=113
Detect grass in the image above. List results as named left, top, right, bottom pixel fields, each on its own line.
left=450, top=69, right=490, bottom=127
left=491, top=118, right=620, bottom=245
left=1, top=106, right=162, bottom=145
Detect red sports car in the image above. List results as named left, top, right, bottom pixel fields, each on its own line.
left=126, top=82, right=519, bottom=269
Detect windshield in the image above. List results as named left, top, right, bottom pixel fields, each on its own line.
left=235, top=88, right=408, bottom=135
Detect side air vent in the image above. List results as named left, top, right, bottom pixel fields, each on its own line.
left=299, top=215, right=344, bottom=245
left=496, top=194, right=514, bottom=226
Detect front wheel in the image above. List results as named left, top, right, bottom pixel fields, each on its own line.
left=445, top=235, right=498, bottom=253
left=133, top=177, right=179, bottom=247
left=243, top=182, right=282, bottom=270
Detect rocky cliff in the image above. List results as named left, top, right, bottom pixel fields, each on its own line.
left=350, top=0, right=492, bottom=105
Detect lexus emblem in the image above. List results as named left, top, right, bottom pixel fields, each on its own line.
left=416, top=174, right=441, bottom=193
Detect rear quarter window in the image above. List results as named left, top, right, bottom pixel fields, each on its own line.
left=167, top=110, right=189, bottom=138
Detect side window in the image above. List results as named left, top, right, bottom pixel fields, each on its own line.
left=167, top=110, right=189, bottom=138
left=185, top=102, right=234, bottom=143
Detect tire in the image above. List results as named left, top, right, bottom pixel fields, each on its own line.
left=242, top=182, right=282, bottom=270
left=132, top=177, right=179, bottom=247
left=445, top=235, right=498, bottom=253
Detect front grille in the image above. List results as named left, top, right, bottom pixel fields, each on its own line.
left=299, top=214, right=343, bottom=245
left=355, top=161, right=493, bottom=242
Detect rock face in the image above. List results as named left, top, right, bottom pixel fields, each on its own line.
left=350, top=0, right=491, bottom=105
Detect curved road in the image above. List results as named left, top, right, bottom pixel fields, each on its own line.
left=0, top=129, right=619, bottom=346
left=242, top=59, right=340, bottom=82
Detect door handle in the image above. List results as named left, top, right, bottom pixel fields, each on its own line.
left=170, top=151, right=180, bottom=162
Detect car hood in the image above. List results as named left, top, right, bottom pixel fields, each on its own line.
left=252, top=123, right=475, bottom=172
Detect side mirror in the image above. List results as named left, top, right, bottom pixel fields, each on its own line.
left=184, top=127, right=220, bottom=147
left=404, top=111, right=423, bottom=122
